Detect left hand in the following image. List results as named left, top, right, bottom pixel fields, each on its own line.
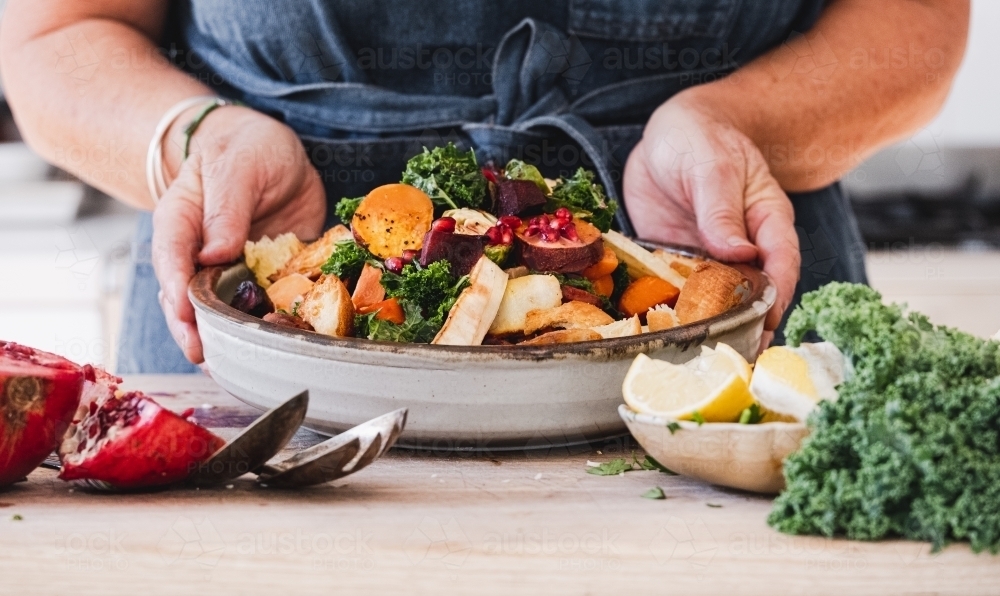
left=623, top=88, right=801, bottom=349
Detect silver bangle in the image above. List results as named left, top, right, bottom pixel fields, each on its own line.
left=145, top=95, right=220, bottom=204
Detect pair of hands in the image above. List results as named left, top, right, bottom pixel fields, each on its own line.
left=153, top=92, right=800, bottom=363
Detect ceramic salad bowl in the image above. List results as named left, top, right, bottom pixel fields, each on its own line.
left=189, top=243, right=775, bottom=450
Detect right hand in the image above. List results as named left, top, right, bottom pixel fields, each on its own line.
left=152, top=106, right=326, bottom=364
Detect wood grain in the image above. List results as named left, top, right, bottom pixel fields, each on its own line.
left=0, top=375, right=996, bottom=595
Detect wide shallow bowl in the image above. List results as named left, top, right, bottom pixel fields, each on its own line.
left=189, top=243, right=775, bottom=450
left=619, top=405, right=808, bottom=494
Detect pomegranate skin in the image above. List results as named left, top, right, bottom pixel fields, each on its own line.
left=59, top=389, right=226, bottom=490
left=0, top=342, right=84, bottom=487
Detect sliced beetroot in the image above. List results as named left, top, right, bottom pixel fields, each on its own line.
left=516, top=219, right=604, bottom=273
left=0, top=342, right=84, bottom=486
left=231, top=280, right=274, bottom=318
left=59, top=372, right=225, bottom=490
left=419, top=228, right=486, bottom=276
left=262, top=312, right=314, bottom=331
left=496, top=180, right=547, bottom=217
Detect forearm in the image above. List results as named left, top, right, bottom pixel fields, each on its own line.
left=685, top=0, right=969, bottom=192
left=0, top=3, right=212, bottom=209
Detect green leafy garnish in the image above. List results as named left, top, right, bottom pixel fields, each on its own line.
left=333, top=196, right=363, bottom=223
left=666, top=422, right=681, bottom=434
left=642, top=487, right=666, bottom=500
left=402, top=143, right=487, bottom=210
left=319, top=240, right=372, bottom=280
left=586, top=458, right=634, bottom=476
left=356, top=261, right=469, bottom=343
left=639, top=455, right=678, bottom=475
left=769, top=282, right=1000, bottom=554
left=691, top=411, right=706, bottom=426
left=11, top=514, right=22, bottom=521
left=504, top=159, right=548, bottom=193
left=548, top=168, right=617, bottom=232
left=707, top=503, right=723, bottom=508
left=739, top=404, right=763, bottom=425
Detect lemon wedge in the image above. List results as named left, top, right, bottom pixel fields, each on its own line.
left=623, top=352, right=755, bottom=422
left=748, top=342, right=845, bottom=422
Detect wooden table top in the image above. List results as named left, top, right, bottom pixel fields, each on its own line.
left=1, top=375, right=997, bottom=595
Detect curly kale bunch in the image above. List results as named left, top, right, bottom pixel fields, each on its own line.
left=401, top=143, right=487, bottom=211
left=319, top=240, right=372, bottom=280
left=548, top=168, right=617, bottom=232
left=356, top=260, right=469, bottom=343
left=768, top=282, right=1000, bottom=553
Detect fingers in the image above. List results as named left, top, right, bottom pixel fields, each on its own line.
left=744, top=169, right=800, bottom=332
left=152, top=157, right=206, bottom=364
left=198, top=156, right=257, bottom=265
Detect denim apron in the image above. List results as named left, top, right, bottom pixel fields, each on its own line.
left=117, top=0, right=867, bottom=373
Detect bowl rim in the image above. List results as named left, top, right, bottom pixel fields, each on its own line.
left=189, top=240, right=776, bottom=362
left=617, top=404, right=807, bottom=432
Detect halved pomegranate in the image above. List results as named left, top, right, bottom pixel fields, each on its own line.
left=0, top=342, right=84, bottom=487
left=59, top=371, right=225, bottom=490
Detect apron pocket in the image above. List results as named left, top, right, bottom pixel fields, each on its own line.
left=568, top=0, right=740, bottom=42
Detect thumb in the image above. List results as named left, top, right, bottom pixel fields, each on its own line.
left=198, top=155, right=256, bottom=265
left=690, top=166, right=758, bottom=263
left=151, top=158, right=206, bottom=363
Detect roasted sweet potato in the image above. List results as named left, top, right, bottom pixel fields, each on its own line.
left=618, top=276, right=680, bottom=318
left=357, top=297, right=405, bottom=325
left=581, top=247, right=618, bottom=280
left=266, top=273, right=315, bottom=313
left=352, top=184, right=434, bottom=259
left=351, top=263, right=385, bottom=310
left=591, top=275, right=614, bottom=298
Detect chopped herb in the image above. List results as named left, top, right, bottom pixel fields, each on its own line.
left=707, top=503, right=723, bottom=508
left=333, top=196, right=364, bottom=223
left=320, top=240, right=372, bottom=280
left=548, top=168, right=617, bottom=232
left=585, top=458, right=634, bottom=476
left=739, top=404, right=763, bottom=425
left=691, top=411, right=706, bottom=426
left=11, top=514, right=22, bottom=521
left=642, top=487, right=667, bottom=500
left=402, top=143, right=487, bottom=210
left=290, top=301, right=301, bottom=318
left=666, top=422, right=681, bottom=434
left=640, top=455, right=678, bottom=475
left=504, top=159, right=548, bottom=193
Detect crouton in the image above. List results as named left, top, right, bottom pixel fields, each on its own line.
left=592, top=315, right=641, bottom=339
left=523, top=301, right=614, bottom=335
left=674, top=262, right=747, bottom=325
left=244, top=233, right=303, bottom=288
left=519, top=329, right=602, bottom=345
left=646, top=304, right=680, bottom=332
left=271, top=225, right=352, bottom=282
left=488, top=274, right=563, bottom=336
left=298, top=274, right=354, bottom=337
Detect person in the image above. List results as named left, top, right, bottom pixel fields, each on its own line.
left=0, top=0, right=968, bottom=373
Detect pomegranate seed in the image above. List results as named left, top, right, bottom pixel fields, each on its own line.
left=563, top=223, right=579, bottom=241
left=555, top=207, right=572, bottom=222
left=481, top=167, right=499, bottom=184
left=499, top=216, right=522, bottom=229
left=401, top=249, right=419, bottom=264
left=384, top=257, right=404, bottom=274
left=432, top=217, right=456, bottom=233
left=501, top=229, right=513, bottom=244
left=181, top=407, right=195, bottom=419
left=485, top=226, right=503, bottom=244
